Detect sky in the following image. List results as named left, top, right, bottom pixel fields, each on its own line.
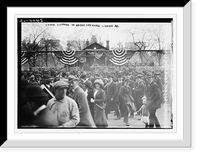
left=22, top=22, right=172, bottom=50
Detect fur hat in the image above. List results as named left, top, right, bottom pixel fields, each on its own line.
left=93, top=79, right=104, bottom=88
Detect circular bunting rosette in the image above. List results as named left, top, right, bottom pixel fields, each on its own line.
left=79, top=57, right=86, bottom=63
left=112, top=49, right=127, bottom=58
left=109, top=57, right=129, bottom=66
left=95, top=52, right=103, bottom=59
left=62, top=50, right=76, bottom=57
left=21, top=52, right=29, bottom=65
left=59, top=50, right=79, bottom=65
left=109, top=49, right=129, bottom=66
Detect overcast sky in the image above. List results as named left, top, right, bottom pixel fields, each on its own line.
left=22, top=22, right=172, bottom=50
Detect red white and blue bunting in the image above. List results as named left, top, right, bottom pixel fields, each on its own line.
left=59, top=50, right=78, bottom=65
left=21, top=52, right=29, bottom=65
left=109, top=50, right=129, bottom=66
left=95, top=52, right=103, bottom=59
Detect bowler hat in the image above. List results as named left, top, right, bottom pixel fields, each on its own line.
left=107, top=74, right=113, bottom=78
left=154, top=72, right=161, bottom=76
left=80, top=74, right=87, bottom=79
left=145, top=73, right=153, bottom=78
left=53, top=80, right=69, bottom=90
left=25, top=85, right=47, bottom=98
left=68, top=75, right=79, bottom=82
left=84, top=80, right=93, bottom=89
left=136, top=74, right=143, bottom=79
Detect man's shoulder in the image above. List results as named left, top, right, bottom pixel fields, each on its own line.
left=64, top=96, right=76, bottom=103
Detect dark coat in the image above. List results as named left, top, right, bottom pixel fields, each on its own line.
left=118, top=85, right=134, bottom=104
left=72, top=86, right=96, bottom=127
left=106, top=82, right=118, bottom=103
left=87, top=88, right=95, bottom=119
left=146, top=81, right=162, bottom=110
left=93, top=88, right=108, bottom=128
left=134, top=81, right=145, bottom=110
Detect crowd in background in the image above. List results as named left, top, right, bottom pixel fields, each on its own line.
left=19, top=66, right=164, bottom=128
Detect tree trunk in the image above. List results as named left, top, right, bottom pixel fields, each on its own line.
left=45, top=46, right=48, bottom=67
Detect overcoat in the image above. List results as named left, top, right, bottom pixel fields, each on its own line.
left=72, top=86, right=96, bottom=128
left=106, top=81, right=118, bottom=103
left=146, top=81, right=162, bottom=110
left=93, top=88, right=108, bottom=128
left=134, top=81, right=145, bottom=110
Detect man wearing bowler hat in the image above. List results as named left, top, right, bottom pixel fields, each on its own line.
left=47, top=80, right=80, bottom=127
left=105, top=73, right=119, bottom=119
left=133, top=74, right=145, bottom=112
left=145, top=73, right=162, bottom=128
left=69, top=75, right=96, bottom=128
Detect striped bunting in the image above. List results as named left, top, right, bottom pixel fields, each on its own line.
left=21, top=52, right=29, bottom=65
left=109, top=57, right=129, bottom=66
left=62, top=50, right=76, bottom=57
left=112, top=49, right=127, bottom=58
left=109, top=49, right=129, bottom=66
left=59, top=50, right=78, bottom=65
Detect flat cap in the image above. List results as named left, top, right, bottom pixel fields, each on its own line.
left=53, top=80, right=69, bottom=90
left=68, top=75, right=79, bottom=82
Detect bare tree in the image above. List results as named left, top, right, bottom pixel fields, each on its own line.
left=22, top=24, right=49, bottom=67
left=149, top=25, right=166, bottom=66
left=22, top=23, right=63, bottom=67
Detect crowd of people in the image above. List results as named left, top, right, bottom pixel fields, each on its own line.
left=19, top=66, right=164, bottom=128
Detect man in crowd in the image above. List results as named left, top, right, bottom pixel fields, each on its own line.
left=105, top=74, right=120, bottom=119
left=47, top=80, right=80, bottom=127
left=133, top=74, right=145, bottom=112
left=145, top=73, right=162, bottom=128
left=154, top=72, right=164, bottom=108
left=69, top=75, right=96, bottom=128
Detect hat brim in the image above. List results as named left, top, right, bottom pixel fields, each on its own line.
left=26, top=93, right=48, bottom=98
left=93, top=82, right=104, bottom=87
left=54, top=86, right=68, bottom=90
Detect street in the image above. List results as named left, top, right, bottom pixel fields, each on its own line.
left=106, top=104, right=172, bottom=129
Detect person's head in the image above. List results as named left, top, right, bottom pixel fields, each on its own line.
left=136, top=74, right=143, bottom=83
left=25, top=85, right=49, bottom=110
left=53, top=80, right=69, bottom=100
left=84, top=80, right=93, bottom=90
left=124, top=78, right=130, bottom=86
left=107, top=74, right=113, bottom=83
left=146, top=73, right=154, bottom=84
left=80, top=74, right=87, bottom=82
left=94, top=73, right=100, bottom=79
left=93, top=79, right=104, bottom=90
left=154, top=72, right=161, bottom=80
left=124, top=73, right=131, bottom=79
left=118, top=74, right=123, bottom=82
left=68, top=75, right=79, bottom=90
